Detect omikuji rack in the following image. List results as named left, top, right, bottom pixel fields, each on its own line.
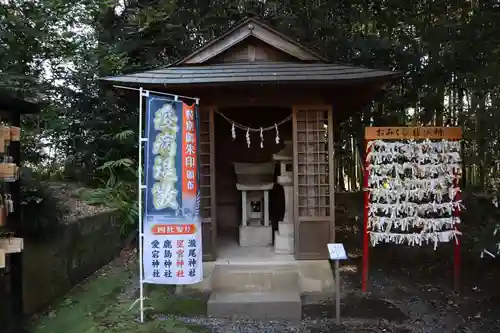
left=362, top=127, right=463, bottom=292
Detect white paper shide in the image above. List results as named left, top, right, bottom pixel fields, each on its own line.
left=366, top=139, right=463, bottom=249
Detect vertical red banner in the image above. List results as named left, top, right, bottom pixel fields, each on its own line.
left=182, top=103, right=197, bottom=202
left=362, top=140, right=371, bottom=292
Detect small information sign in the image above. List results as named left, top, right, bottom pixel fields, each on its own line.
left=327, top=243, right=348, bottom=260
left=327, top=243, right=347, bottom=325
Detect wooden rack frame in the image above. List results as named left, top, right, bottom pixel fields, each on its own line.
left=362, top=126, right=463, bottom=292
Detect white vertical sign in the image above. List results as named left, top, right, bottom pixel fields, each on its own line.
left=143, top=217, right=202, bottom=284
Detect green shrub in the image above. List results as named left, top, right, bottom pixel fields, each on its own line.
left=79, top=158, right=138, bottom=236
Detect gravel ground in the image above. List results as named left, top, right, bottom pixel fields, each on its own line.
left=151, top=247, right=500, bottom=333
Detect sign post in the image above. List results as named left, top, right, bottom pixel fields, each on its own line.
left=327, top=243, right=348, bottom=325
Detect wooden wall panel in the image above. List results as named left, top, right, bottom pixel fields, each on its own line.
left=293, top=106, right=335, bottom=260
left=199, top=106, right=216, bottom=261
left=297, top=221, right=331, bottom=258
left=207, top=38, right=299, bottom=64
left=201, top=222, right=213, bottom=261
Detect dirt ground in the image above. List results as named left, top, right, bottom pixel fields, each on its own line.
left=303, top=224, right=500, bottom=333
left=31, top=234, right=500, bottom=333
left=301, top=249, right=500, bottom=333
left=166, top=226, right=500, bottom=333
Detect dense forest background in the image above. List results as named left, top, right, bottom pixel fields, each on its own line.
left=1, top=0, right=500, bottom=253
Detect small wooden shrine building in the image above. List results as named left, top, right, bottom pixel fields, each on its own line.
left=102, top=17, right=398, bottom=261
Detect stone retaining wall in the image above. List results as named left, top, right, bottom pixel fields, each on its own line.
left=22, top=211, right=124, bottom=315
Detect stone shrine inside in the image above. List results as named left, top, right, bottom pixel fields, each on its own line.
left=233, top=162, right=275, bottom=247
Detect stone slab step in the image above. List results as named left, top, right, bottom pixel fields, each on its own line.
left=207, top=291, right=302, bottom=320
left=212, top=265, right=299, bottom=292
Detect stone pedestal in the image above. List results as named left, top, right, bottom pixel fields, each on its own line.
left=239, top=225, right=273, bottom=247
left=274, top=234, right=294, bottom=254
left=274, top=184, right=294, bottom=254
left=273, top=141, right=294, bottom=255
left=234, top=162, right=275, bottom=247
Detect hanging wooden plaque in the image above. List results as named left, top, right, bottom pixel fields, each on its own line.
left=0, top=209, right=5, bottom=227
left=10, top=126, right=20, bottom=141
left=0, top=163, right=16, bottom=180
left=0, top=249, right=5, bottom=269
left=0, top=163, right=7, bottom=178
left=0, top=126, right=10, bottom=142
left=0, top=237, right=24, bottom=253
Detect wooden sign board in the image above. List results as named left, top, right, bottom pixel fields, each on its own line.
left=327, top=243, right=348, bottom=260
left=365, top=127, right=462, bottom=140
left=0, top=249, right=5, bottom=268
left=0, top=237, right=23, bottom=253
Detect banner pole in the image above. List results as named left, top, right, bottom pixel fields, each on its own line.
left=138, top=87, right=145, bottom=323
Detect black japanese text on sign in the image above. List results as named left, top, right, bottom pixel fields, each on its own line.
left=365, top=127, right=462, bottom=140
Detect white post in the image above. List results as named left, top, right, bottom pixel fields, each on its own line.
left=138, top=87, right=145, bottom=323
left=335, top=259, right=340, bottom=325
left=264, top=190, right=269, bottom=226
left=241, top=191, right=247, bottom=226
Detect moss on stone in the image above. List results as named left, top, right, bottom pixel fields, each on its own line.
left=30, top=255, right=206, bottom=333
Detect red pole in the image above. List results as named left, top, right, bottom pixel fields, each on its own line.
left=362, top=140, right=371, bottom=292
left=453, top=153, right=461, bottom=291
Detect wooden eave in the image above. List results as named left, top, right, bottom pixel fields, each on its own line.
left=174, top=17, right=329, bottom=65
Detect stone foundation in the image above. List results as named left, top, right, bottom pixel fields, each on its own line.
left=274, top=223, right=294, bottom=254
left=239, top=225, right=272, bottom=247
left=274, top=231, right=294, bottom=254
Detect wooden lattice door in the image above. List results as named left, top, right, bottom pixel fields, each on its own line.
left=198, top=106, right=216, bottom=261
left=293, top=106, right=335, bottom=259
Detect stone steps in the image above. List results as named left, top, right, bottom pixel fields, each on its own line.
left=207, top=291, right=301, bottom=320
left=207, top=264, right=302, bottom=320
left=212, top=264, right=299, bottom=292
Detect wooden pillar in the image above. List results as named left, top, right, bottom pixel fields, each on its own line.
left=241, top=191, right=247, bottom=226
left=263, top=190, right=269, bottom=226
left=199, top=105, right=217, bottom=260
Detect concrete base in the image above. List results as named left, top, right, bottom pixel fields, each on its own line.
left=185, top=242, right=335, bottom=320
left=278, top=223, right=294, bottom=236
left=207, top=264, right=301, bottom=319
left=207, top=291, right=301, bottom=320
left=297, top=261, right=335, bottom=294
left=188, top=260, right=335, bottom=320
left=187, top=261, right=334, bottom=294
left=212, top=264, right=299, bottom=292
left=274, top=231, right=294, bottom=254
left=239, top=225, right=272, bottom=247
